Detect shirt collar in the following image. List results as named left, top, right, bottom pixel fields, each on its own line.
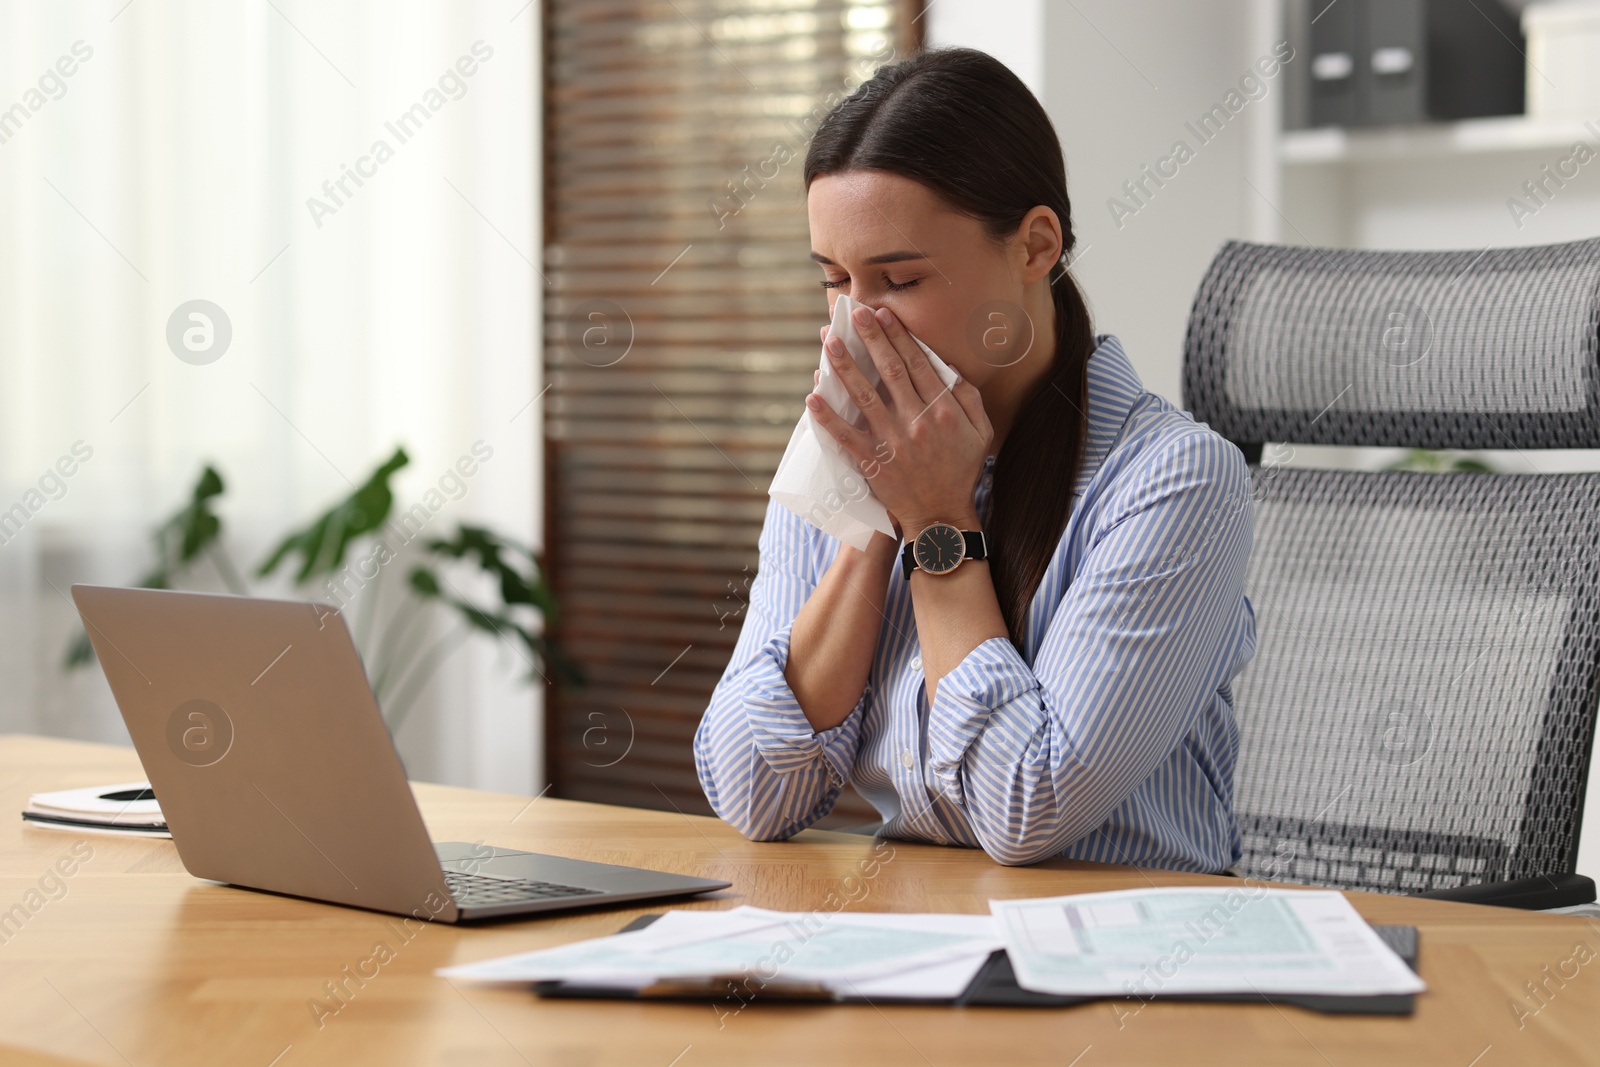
left=979, top=333, right=1144, bottom=494
left=1072, top=333, right=1143, bottom=496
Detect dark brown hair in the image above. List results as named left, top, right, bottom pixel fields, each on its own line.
left=804, top=47, right=1094, bottom=650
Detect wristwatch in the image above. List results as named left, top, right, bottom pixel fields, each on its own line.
left=901, top=523, right=988, bottom=579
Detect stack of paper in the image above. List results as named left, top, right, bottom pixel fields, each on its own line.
left=22, top=782, right=170, bottom=837
left=990, top=887, right=1425, bottom=998
left=442, top=888, right=1425, bottom=1005
left=439, top=905, right=1002, bottom=998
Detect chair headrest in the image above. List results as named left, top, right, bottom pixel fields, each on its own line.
left=1182, top=237, right=1600, bottom=450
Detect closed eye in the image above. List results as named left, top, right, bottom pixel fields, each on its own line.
left=819, top=276, right=921, bottom=292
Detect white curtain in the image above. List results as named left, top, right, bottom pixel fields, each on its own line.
left=0, top=0, right=543, bottom=792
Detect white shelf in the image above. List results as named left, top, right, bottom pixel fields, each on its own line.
left=1281, top=114, right=1600, bottom=165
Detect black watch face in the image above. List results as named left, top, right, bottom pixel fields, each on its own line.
left=914, top=523, right=966, bottom=575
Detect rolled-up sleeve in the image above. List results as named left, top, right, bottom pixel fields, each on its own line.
left=694, top=498, right=868, bottom=840
left=925, top=430, right=1255, bottom=866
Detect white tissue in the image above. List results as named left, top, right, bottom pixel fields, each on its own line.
left=768, top=294, right=961, bottom=551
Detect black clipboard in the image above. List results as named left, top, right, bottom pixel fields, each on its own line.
left=532, top=914, right=1420, bottom=1015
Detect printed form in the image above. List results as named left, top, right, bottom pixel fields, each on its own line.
left=991, top=887, right=1426, bottom=998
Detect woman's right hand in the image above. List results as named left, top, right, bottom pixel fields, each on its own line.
left=815, top=323, right=901, bottom=548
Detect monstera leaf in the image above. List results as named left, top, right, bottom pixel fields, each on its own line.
left=406, top=532, right=581, bottom=688
left=65, top=464, right=232, bottom=667
left=256, top=447, right=410, bottom=583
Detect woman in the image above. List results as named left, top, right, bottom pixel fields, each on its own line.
left=694, top=47, right=1257, bottom=871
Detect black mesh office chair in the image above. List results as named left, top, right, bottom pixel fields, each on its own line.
left=1183, top=236, right=1600, bottom=910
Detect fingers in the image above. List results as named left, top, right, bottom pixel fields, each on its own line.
left=950, top=374, right=994, bottom=445
left=867, top=306, right=946, bottom=407
left=850, top=305, right=924, bottom=411
left=822, top=334, right=893, bottom=439
left=805, top=390, right=874, bottom=466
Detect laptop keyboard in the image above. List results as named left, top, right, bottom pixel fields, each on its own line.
left=444, top=869, right=602, bottom=907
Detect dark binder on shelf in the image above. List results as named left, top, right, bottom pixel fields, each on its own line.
left=1302, top=0, right=1524, bottom=129
left=531, top=914, right=1421, bottom=1016
left=1363, top=0, right=1426, bottom=127
left=1308, top=0, right=1362, bottom=128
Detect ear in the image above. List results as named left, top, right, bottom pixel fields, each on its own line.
left=1013, top=206, right=1063, bottom=285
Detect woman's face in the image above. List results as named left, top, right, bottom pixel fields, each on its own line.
left=806, top=169, right=1057, bottom=389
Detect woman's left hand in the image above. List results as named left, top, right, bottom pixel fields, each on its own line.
left=806, top=304, right=994, bottom=537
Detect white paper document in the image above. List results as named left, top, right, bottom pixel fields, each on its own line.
left=438, top=905, right=1000, bottom=997
left=739, top=907, right=999, bottom=999
left=991, top=888, right=1425, bottom=998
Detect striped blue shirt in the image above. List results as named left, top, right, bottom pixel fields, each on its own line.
left=694, top=334, right=1257, bottom=871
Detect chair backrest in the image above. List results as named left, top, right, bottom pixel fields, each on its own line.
left=1183, top=237, right=1600, bottom=893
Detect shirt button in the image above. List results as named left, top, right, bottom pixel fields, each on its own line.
left=900, top=750, right=915, bottom=769
left=910, top=655, right=922, bottom=672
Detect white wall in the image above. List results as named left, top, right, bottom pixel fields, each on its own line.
left=933, top=0, right=1281, bottom=404
left=1042, top=0, right=1285, bottom=403
left=926, top=0, right=1044, bottom=96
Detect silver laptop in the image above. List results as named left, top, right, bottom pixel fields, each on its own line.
left=71, top=585, right=729, bottom=922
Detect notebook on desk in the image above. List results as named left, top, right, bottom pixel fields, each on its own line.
left=532, top=914, right=1421, bottom=1015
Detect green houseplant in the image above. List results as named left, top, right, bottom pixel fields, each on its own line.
left=1382, top=449, right=1495, bottom=474
left=65, top=447, right=579, bottom=729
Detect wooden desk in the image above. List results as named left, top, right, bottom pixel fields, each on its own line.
left=2, top=736, right=1597, bottom=1066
